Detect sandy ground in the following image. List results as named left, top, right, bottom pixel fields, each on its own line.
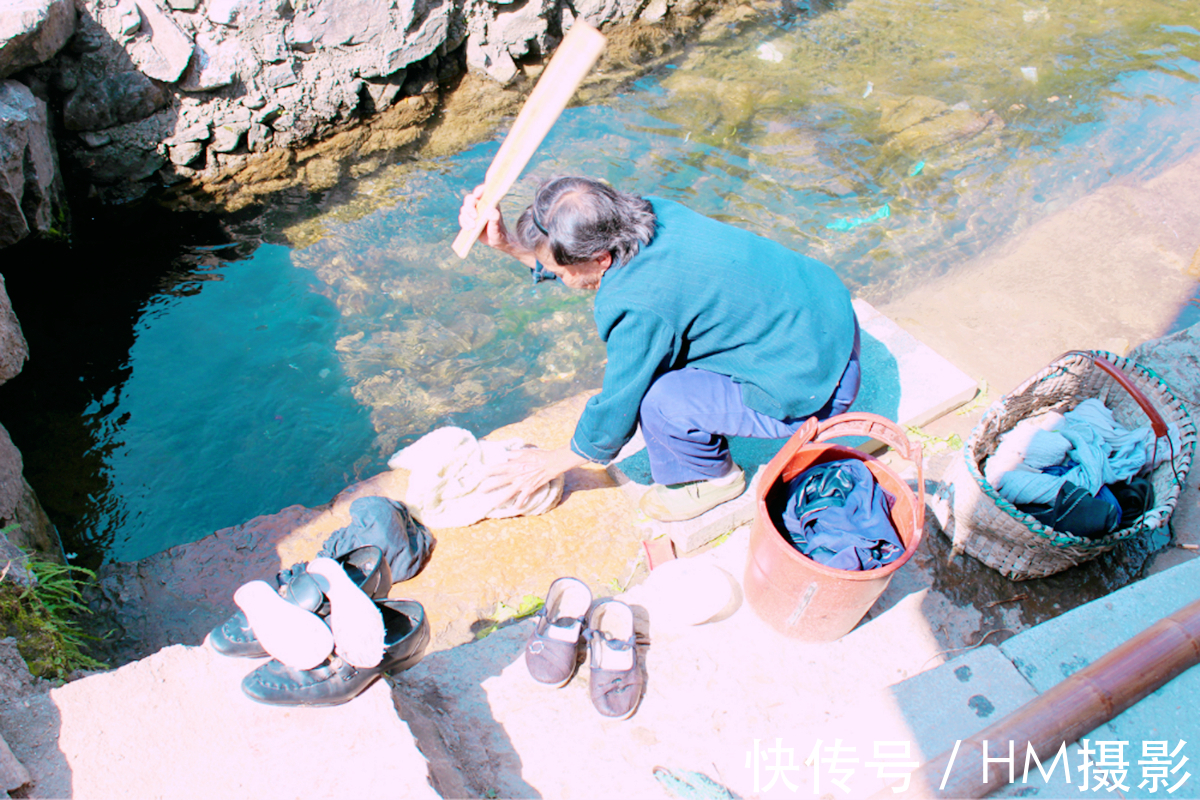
left=873, top=150, right=1200, bottom=398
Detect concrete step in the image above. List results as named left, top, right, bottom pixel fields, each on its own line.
left=883, top=557, right=1200, bottom=798
left=10, top=642, right=439, bottom=799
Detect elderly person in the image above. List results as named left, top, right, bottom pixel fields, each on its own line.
left=459, top=176, right=861, bottom=522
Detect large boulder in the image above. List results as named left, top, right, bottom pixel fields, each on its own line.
left=1130, top=322, right=1200, bottom=574
left=177, top=32, right=247, bottom=92
left=91, top=0, right=194, bottom=83
left=0, top=79, right=59, bottom=247
left=0, top=0, right=76, bottom=79
left=1, top=0, right=711, bottom=202
left=0, top=424, right=61, bottom=561
left=0, top=425, right=32, bottom=518
left=0, top=275, right=28, bottom=384
left=1128, top=321, right=1200, bottom=418
left=70, top=136, right=166, bottom=184
left=293, top=0, right=452, bottom=79
left=62, top=70, right=169, bottom=131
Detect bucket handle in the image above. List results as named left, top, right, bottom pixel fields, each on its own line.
left=772, top=412, right=925, bottom=513
left=1060, top=350, right=1168, bottom=438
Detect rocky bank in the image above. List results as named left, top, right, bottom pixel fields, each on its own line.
left=0, top=0, right=744, bottom=576
left=1, top=0, right=719, bottom=244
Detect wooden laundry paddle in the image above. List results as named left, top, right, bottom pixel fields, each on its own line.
left=451, top=21, right=607, bottom=259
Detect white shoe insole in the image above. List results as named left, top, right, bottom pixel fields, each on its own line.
left=234, top=580, right=334, bottom=670
left=308, top=557, right=386, bottom=668
left=546, top=584, right=591, bottom=643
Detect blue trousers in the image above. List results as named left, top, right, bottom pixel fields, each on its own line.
left=638, top=323, right=862, bottom=485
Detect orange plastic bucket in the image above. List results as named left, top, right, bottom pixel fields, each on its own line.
left=744, top=412, right=925, bottom=641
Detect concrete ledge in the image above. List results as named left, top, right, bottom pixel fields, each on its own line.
left=879, top=559, right=1200, bottom=799
left=999, top=558, right=1200, bottom=762
left=889, top=644, right=1040, bottom=761
left=851, top=298, right=979, bottom=430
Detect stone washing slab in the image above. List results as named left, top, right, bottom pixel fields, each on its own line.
left=850, top=297, right=980, bottom=431
left=609, top=298, right=978, bottom=553
left=46, top=643, right=440, bottom=800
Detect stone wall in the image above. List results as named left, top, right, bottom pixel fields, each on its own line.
left=0, top=0, right=708, bottom=229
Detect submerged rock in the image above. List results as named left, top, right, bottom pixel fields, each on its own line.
left=335, top=317, right=487, bottom=378
left=879, top=95, right=1005, bottom=155
left=660, top=73, right=784, bottom=143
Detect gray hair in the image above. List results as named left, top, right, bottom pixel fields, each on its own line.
left=514, top=176, right=657, bottom=267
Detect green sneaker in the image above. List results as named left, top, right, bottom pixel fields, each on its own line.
left=638, top=467, right=747, bottom=522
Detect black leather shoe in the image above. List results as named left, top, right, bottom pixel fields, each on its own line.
left=240, top=599, right=429, bottom=707
left=208, top=545, right=393, bottom=658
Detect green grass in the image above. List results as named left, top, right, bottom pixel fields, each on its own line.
left=0, top=536, right=108, bottom=682
left=473, top=594, right=545, bottom=640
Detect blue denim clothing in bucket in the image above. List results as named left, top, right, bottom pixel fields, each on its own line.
left=636, top=320, right=861, bottom=486
left=770, top=458, right=903, bottom=571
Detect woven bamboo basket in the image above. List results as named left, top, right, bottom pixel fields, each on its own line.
left=943, top=350, right=1196, bottom=580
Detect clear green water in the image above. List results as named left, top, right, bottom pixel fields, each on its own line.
left=15, top=0, right=1200, bottom=563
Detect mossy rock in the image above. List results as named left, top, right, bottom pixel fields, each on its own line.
left=0, top=559, right=107, bottom=682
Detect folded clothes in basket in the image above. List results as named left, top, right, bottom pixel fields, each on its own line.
left=770, top=459, right=904, bottom=571
left=950, top=349, right=1194, bottom=581
left=988, top=399, right=1176, bottom=507
left=1014, top=477, right=1120, bottom=540
left=1011, top=461, right=1156, bottom=540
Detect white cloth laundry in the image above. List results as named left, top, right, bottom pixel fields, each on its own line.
left=387, top=426, right=565, bottom=528
left=984, top=411, right=1066, bottom=490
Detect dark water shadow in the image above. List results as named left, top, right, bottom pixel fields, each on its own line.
left=0, top=202, right=236, bottom=568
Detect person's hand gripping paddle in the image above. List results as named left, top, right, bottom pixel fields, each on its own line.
left=451, top=21, right=606, bottom=258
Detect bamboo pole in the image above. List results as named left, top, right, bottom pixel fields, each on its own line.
left=451, top=22, right=607, bottom=259
left=874, top=596, right=1200, bottom=798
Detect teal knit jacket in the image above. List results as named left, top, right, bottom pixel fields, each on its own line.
left=569, top=198, right=857, bottom=464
